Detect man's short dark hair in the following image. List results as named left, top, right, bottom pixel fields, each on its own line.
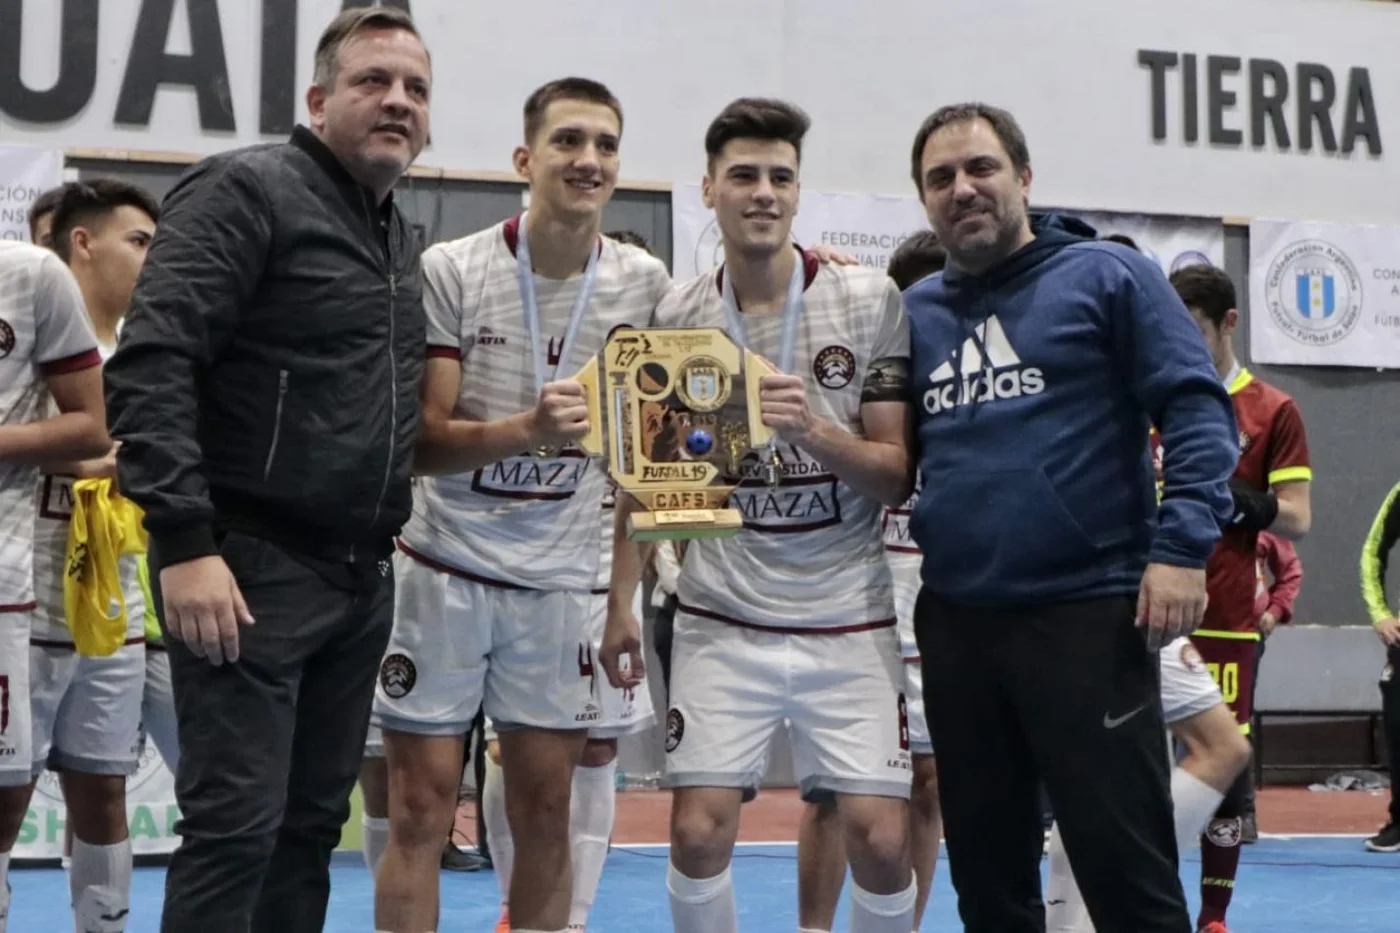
left=605, top=230, right=652, bottom=254
left=705, top=98, right=811, bottom=170
left=1169, top=265, right=1236, bottom=328
left=523, top=77, right=624, bottom=144
left=887, top=231, right=947, bottom=291
left=313, top=6, right=424, bottom=89
left=909, top=102, right=1031, bottom=195
left=49, top=179, right=160, bottom=264
left=27, top=184, right=72, bottom=243
left=1102, top=233, right=1140, bottom=252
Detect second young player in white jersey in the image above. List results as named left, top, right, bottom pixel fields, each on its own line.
left=795, top=231, right=949, bottom=933
left=28, top=180, right=159, bottom=933
left=601, top=98, right=918, bottom=933
left=0, top=238, right=110, bottom=930
left=370, top=78, right=671, bottom=933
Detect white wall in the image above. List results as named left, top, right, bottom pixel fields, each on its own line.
left=2, top=0, right=1394, bottom=223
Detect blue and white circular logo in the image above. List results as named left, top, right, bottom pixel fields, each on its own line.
left=1264, top=240, right=1363, bottom=347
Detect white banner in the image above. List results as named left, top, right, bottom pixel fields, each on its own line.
left=671, top=184, right=1223, bottom=281
left=0, top=146, right=64, bottom=242
left=15, top=742, right=180, bottom=861
left=1249, top=219, right=1400, bottom=369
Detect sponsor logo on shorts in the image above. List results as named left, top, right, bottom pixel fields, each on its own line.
left=575, top=701, right=601, bottom=724
left=897, top=692, right=910, bottom=752
left=665, top=708, right=685, bottom=752
left=1179, top=641, right=1207, bottom=675
left=379, top=653, right=416, bottom=699
left=1206, top=816, right=1242, bottom=848
left=1383, top=663, right=1394, bottom=683
left=377, top=559, right=391, bottom=578
left=812, top=345, right=856, bottom=390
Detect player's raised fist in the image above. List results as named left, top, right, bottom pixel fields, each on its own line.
left=529, top=379, right=590, bottom=448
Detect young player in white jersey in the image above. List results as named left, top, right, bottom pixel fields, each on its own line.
left=479, top=231, right=659, bottom=933
left=0, top=237, right=110, bottom=929
left=27, top=180, right=159, bottom=933
left=600, top=98, right=918, bottom=933
left=370, top=78, right=672, bottom=933
left=795, top=230, right=948, bottom=933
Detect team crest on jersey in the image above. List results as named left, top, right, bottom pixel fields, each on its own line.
left=812, top=345, right=856, bottom=389
left=379, top=653, right=417, bottom=699
left=0, top=319, right=14, bottom=359
left=1179, top=641, right=1207, bottom=675
left=665, top=708, right=685, bottom=752
left=675, top=356, right=730, bottom=412
left=1239, top=430, right=1252, bottom=453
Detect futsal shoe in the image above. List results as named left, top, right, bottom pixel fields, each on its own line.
left=1364, top=821, right=1400, bottom=852
left=1198, top=922, right=1232, bottom=933
left=495, top=908, right=511, bottom=932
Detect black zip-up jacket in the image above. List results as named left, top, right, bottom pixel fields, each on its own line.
left=105, top=126, right=426, bottom=567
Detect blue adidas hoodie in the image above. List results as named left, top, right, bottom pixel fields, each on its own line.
left=905, top=214, right=1238, bottom=607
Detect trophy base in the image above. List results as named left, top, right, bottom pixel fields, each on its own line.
left=628, top=508, right=744, bottom=541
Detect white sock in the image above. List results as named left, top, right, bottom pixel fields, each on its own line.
left=1044, top=823, right=1092, bottom=933
left=363, top=815, right=391, bottom=878
left=849, top=875, right=917, bottom=933
left=0, top=851, right=9, bottom=933
left=798, top=928, right=832, bottom=932
left=667, top=862, right=736, bottom=933
left=568, top=760, right=617, bottom=929
left=70, top=838, right=133, bottom=933
left=1172, top=766, right=1226, bottom=854
left=482, top=753, right=514, bottom=906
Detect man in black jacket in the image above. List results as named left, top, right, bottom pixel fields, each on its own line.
left=102, top=8, right=431, bottom=931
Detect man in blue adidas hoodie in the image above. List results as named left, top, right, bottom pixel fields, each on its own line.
left=904, top=103, right=1239, bottom=933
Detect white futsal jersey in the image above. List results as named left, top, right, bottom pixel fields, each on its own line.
left=33, top=342, right=146, bottom=642
left=0, top=244, right=101, bottom=610
left=882, top=485, right=921, bottom=660
left=656, top=249, right=907, bottom=631
left=398, top=216, right=671, bottom=590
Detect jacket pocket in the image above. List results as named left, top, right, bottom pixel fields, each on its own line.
left=912, top=468, right=1101, bottom=593
left=262, top=370, right=290, bottom=483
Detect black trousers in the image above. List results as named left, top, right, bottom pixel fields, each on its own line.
left=152, top=530, right=394, bottom=933
left=916, top=590, right=1190, bottom=933
left=1383, top=646, right=1400, bottom=824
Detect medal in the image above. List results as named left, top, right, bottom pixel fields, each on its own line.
left=719, top=247, right=805, bottom=490
left=515, top=211, right=599, bottom=458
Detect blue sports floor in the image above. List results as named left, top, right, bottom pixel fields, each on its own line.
left=11, top=835, right=1397, bottom=931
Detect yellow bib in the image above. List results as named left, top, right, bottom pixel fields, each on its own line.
left=64, top=478, right=147, bottom=657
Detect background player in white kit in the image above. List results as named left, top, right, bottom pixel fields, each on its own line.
left=601, top=98, right=918, bottom=933
left=28, top=180, right=159, bottom=932
left=479, top=231, right=659, bottom=933
left=370, top=78, right=671, bottom=933
left=796, top=230, right=948, bottom=933
left=0, top=238, right=110, bottom=930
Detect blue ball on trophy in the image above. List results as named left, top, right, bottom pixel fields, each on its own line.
left=686, top=428, right=714, bottom=456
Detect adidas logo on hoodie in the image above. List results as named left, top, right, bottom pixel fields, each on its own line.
left=922, top=315, right=1045, bottom=415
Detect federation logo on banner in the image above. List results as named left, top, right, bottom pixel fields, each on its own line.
left=1263, top=240, right=1363, bottom=347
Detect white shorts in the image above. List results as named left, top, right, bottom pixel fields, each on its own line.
left=1159, top=636, right=1223, bottom=725
left=0, top=612, right=34, bottom=787
left=666, top=613, right=912, bottom=800
left=372, top=550, right=597, bottom=735
left=140, top=647, right=180, bottom=774
left=585, top=589, right=655, bottom=740
left=30, top=639, right=145, bottom=777
left=903, top=659, right=932, bottom=756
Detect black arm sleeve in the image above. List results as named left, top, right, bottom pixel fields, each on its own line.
left=104, top=158, right=273, bottom=566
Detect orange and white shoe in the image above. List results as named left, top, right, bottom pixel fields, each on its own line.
left=1198, top=921, right=1232, bottom=933
left=494, top=908, right=510, bottom=932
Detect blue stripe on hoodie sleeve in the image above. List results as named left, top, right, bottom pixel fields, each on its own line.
left=1112, top=258, right=1238, bottom=568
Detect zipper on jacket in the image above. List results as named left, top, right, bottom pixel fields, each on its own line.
left=263, top=370, right=289, bottom=482
left=369, top=273, right=398, bottom=534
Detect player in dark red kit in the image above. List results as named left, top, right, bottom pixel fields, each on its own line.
left=1170, top=265, right=1312, bottom=933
